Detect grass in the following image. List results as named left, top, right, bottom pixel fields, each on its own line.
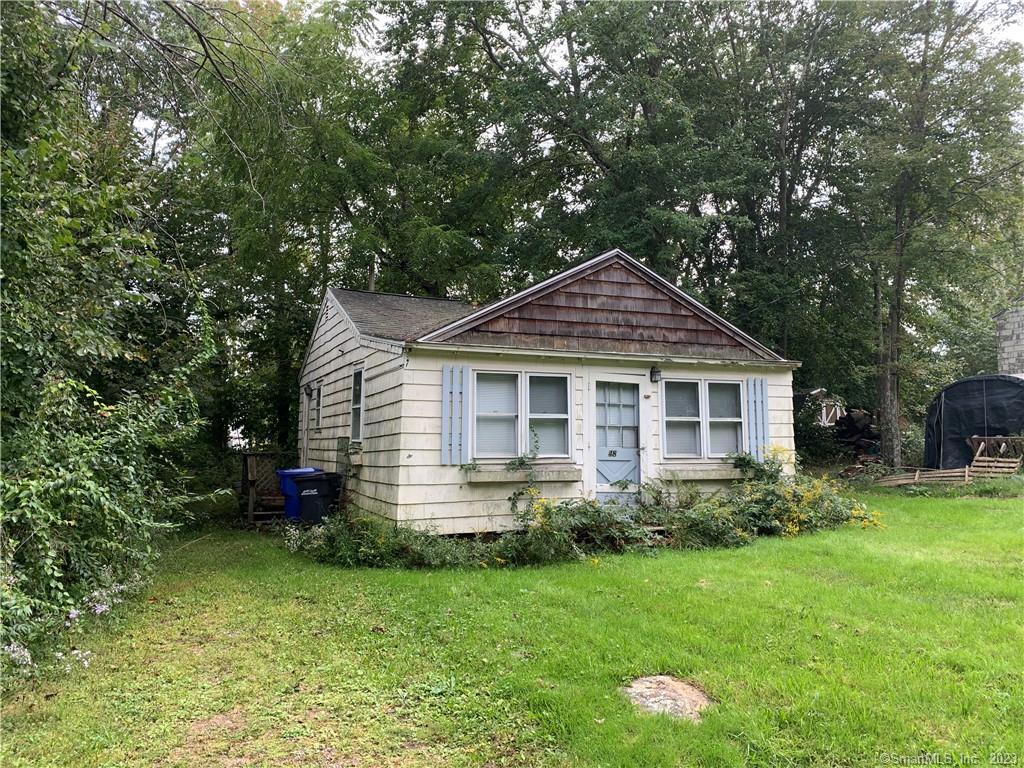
left=3, top=494, right=1022, bottom=767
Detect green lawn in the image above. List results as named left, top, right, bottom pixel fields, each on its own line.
left=3, top=495, right=1022, bottom=767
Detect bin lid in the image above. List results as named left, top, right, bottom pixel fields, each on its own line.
left=293, top=471, right=342, bottom=481
left=275, top=467, right=321, bottom=477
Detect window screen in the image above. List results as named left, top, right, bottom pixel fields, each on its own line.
left=528, top=375, right=569, bottom=456
left=476, top=373, right=518, bottom=456
left=350, top=370, right=363, bottom=441
left=707, top=382, right=742, bottom=455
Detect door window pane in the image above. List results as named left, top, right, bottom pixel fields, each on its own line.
left=620, top=404, right=636, bottom=427
left=666, top=422, right=700, bottom=455
left=708, top=382, right=741, bottom=419
left=665, top=382, right=700, bottom=418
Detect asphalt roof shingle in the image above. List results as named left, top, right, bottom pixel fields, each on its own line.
left=329, top=287, right=475, bottom=342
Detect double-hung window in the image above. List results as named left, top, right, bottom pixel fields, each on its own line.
left=662, top=379, right=744, bottom=458
left=663, top=381, right=701, bottom=457
left=474, top=372, right=571, bottom=459
left=314, top=384, right=323, bottom=429
left=475, top=373, right=519, bottom=456
left=527, top=375, right=570, bottom=456
left=707, top=381, right=743, bottom=456
left=350, top=367, right=364, bottom=441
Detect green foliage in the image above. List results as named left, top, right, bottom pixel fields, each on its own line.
left=863, top=475, right=1024, bottom=499
left=728, top=473, right=880, bottom=538
left=794, top=403, right=850, bottom=466
left=286, top=457, right=875, bottom=569
left=900, top=422, right=926, bottom=469
left=632, top=481, right=753, bottom=551
left=729, top=450, right=790, bottom=483
left=4, top=496, right=1023, bottom=766
left=0, top=3, right=213, bottom=676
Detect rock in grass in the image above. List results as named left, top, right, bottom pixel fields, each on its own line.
left=621, top=676, right=712, bottom=722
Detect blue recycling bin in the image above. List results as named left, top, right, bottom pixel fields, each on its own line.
left=276, top=467, right=321, bottom=520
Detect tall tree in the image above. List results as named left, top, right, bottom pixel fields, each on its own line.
left=844, top=1, right=1023, bottom=465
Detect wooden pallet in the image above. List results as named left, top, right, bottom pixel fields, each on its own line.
left=968, top=455, right=1023, bottom=478
left=966, top=436, right=1024, bottom=460
left=876, top=447, right=1022, bottom=487
left=876, top=467, right=971, bottom=487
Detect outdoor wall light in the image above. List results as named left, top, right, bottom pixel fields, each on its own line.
left=304, top=383, right=313, bottom=397
left=649, top=366, right=662, bottom=383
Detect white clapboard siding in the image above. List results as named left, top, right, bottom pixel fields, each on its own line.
left=299, top=292, right=796, bottom=534
left=386, top=351, right=796, bottom=533
left=297, top=295, right=405, bottom=511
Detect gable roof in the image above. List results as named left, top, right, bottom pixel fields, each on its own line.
left=329, top=287, right=475, bottom=342
left=417, top=249, right=785, bottom=362
left=993, top=295, right=1024, bottom=320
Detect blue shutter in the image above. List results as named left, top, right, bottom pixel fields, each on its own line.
left=746, top=377, right=770, bottom=461
left=441, top=365, right=471, bottom=465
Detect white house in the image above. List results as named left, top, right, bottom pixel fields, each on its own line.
left=298, top=249, right=799, bottom=534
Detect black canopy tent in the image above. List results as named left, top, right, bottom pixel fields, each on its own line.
left=924, top=374, right=1024, bottom=469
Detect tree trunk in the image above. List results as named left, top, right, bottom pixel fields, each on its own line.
left=877, top=1, right=934, bottom=467
left=878, top=175, right=913, bottom=467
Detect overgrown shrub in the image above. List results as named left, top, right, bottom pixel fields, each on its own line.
left=285, top=454, right=878, bottom=570
left=730, top=474, right=878, bottom=536
left=284, top=513, right=492, bottom=569
left=1, top=7, right=214, bottom=677
left=661, top=499, right=754, bottom=550
left=1, top=373, right=211, bottom=679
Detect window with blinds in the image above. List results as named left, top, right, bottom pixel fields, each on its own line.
left=473, top=371, right=572, bottom=458
left=662, top=379, right=745, bottom=459
left=475, top=372, right=518, bottom=456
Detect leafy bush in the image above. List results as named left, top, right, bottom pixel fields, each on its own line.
left=730, top=474, right=878, bottom=537
left=1, top=372, right=211, bottom=679
left=1, top=5, right=213, bottom=678
left=284, top=513, right=492, bottom=569
left=514, top=489, right=652, bottom=556
left=900, top=422, right=926, bottom=469
left=661, top=499, right=754, bottom=550
left=794, top=401, right=850, bottom=466
left=286, top=456, right=877, bottom=570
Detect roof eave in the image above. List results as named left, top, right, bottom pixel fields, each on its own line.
left=406, top=340, right=801, bottom=369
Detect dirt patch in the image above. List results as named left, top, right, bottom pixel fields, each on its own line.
left=163, top=707, right=253, bottom=767
left=187, top=708, right=246, bottom=739
left=621, top=676, right=713, bottom=722
left=286, top=746, right=361, bottom=768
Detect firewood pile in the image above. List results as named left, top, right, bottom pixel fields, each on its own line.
left=834, top=409, right=881, bottom=454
